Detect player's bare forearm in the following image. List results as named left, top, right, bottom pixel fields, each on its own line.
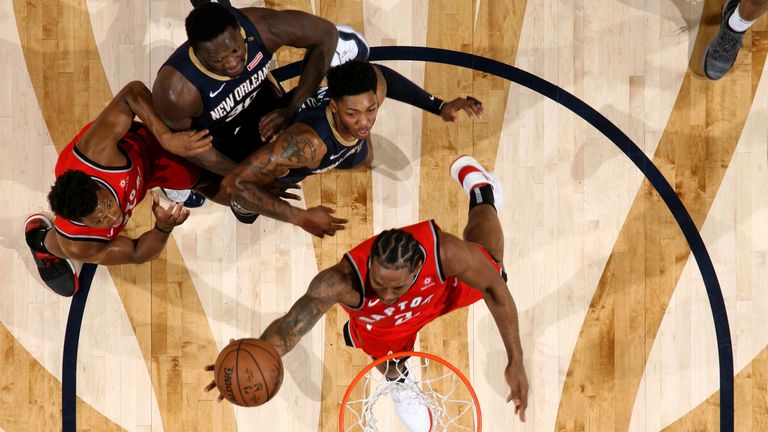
left=288, top=46, right=333, bottom=111
left=260, top=295, right=326, bottom=356
left=483, top=283, right=524, bottom=361
left=260, top=268, right=344, bottom=356
left=122, top=81, right=174, bottom=141
left=229, top=180, right=304, bottom=225
left=185, top=146, right=237, bottom=177
left=60, top=229, right=171, bottom=266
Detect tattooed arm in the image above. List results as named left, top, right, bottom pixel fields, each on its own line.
left=260, top=260, right=359, bottom=355
left=220, top=123, right=347, bottom=237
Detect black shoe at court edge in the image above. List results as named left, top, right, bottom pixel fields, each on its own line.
left=24, top=214, right=79, bottom=297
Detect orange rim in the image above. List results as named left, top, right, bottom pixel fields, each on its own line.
left=338, top=351, right=482, bottom=431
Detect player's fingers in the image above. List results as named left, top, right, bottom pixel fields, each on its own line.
left=203, top=380, right=216, bottom=393
left=177, top=209, right=191, bottom=224
left=279, top=182, right=301, bottom=190
left=281, top=192, right=301, bottom=201
left=203, top=364, right=215, bottom=371
left=331, top=216, right=348, bottom=224
left=217, top=393, right=224, bottom=402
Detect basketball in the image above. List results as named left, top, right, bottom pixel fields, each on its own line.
left=214, top=338, right=284, bottom=407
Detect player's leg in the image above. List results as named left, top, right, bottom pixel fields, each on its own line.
left=703, top=0, right=768, bottom=80
left=374, top=357, right=431, bottom=432
left=344, top=322, right=430, bottom=431
left=450, top=155, right=505, bottom=261
left=332, top=25, right=370, bottom=67
left=24, top=214, right=79, bottom=297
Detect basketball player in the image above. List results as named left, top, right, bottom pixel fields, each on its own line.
left=703, top=0, right=768, bottom=79
left=220, top=60, right=486, bottom=238
left=24, top=81, right=221, bottom=297
left=152, top=2, right=369, bottom=219
left=205, top=156, right=528, bottom=427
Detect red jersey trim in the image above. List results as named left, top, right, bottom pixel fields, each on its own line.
left=72, top=145, right=132, bottom=173
left=343, top=254, right=366, bottom=310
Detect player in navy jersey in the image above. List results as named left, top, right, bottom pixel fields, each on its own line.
left=152, top=3, right=368, bottom=184
left=23, top=82, right=221, bottom=297
left=220, top=60, right=486, bottom=237
left=206, top=156, right=528, bottom=427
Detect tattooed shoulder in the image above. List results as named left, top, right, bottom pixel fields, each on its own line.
left=278, top=127, right=319, bottom=166
left=307, top=264, right=354, bottom=302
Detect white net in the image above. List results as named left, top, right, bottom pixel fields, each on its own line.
left=342, top=354, right=479, bottom=431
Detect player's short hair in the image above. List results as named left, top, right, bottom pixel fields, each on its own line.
left=326, top=60, right=378, bottom=101
left=185, top=3, right=238, bottom=50
left=370, top=229, right=425, bottom=272
left=48, top=170, right=100, bottom=221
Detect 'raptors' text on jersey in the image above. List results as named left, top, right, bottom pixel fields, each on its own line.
left=342, top=220, right=453, bottom=335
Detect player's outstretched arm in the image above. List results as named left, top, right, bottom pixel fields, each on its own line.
left=372, top=65, right=486, bottom=122
left=260, top=262, right=354, bottom=356
left=80, top=81, right=211, bottom=161
left=244, top=8, right=338, bottom=141
left=57, top=192, right=190, bottom=266
left=438, top=232, right=529, bottom=422
left=220, top=124, right=347, bottom=237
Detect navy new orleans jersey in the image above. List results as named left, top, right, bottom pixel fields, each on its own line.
left=277, top=99, right=368, bottom=184
left=163, top=6, right=285, bottom=162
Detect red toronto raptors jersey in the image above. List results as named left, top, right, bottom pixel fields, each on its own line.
left=342, top=220, right=457, bottom=337
left=53, top=122, right=194, bottom=242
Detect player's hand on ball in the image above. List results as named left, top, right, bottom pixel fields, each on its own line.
left=151, top=191, right=191, bottom=232
left=203, top=338, right=236, bottom=402
left=440, top=96, right=486, bottom=122
left=203, top=364, right=225, bottom=402
left=505, top=359, right=529, bottom=422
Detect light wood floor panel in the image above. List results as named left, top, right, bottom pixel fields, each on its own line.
left=5, top=0, right=768, bottom=431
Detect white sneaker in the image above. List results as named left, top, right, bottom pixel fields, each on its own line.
left=390, top=382, right=432, bottom=432
left=450, top=155, right=504, bottom=209
left=332, top=25, right=370, bottom=67
left=161, top=188, right=191, bottom=202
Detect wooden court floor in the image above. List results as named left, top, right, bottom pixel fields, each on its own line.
left=2, top=0, right=768, bottom=430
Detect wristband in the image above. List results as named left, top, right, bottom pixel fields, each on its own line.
left=154, top=223, right=173, bottom=234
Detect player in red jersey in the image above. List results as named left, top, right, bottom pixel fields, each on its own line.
left=24, top=81, right=221, bottom=297
left=205, top=156, right=528, bottom=427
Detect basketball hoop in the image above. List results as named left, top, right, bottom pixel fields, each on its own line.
left=339, top=351, right=482, bottom=431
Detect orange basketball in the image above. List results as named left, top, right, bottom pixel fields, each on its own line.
left=214, top=338, right=284, bottom=407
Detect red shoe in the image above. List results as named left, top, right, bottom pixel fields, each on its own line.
left=24, top=214, right=79, bottom=297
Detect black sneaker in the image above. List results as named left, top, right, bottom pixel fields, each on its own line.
left=703, top=0, right=745, bottom=80
left=24, top=214, right=79, bottom=297
left=191, top=0, right=231, bottom=8
left=229, top=200, right=259, bottom=224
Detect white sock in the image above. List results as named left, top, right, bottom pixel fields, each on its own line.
left=728, top=6, right=754, bottom=33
